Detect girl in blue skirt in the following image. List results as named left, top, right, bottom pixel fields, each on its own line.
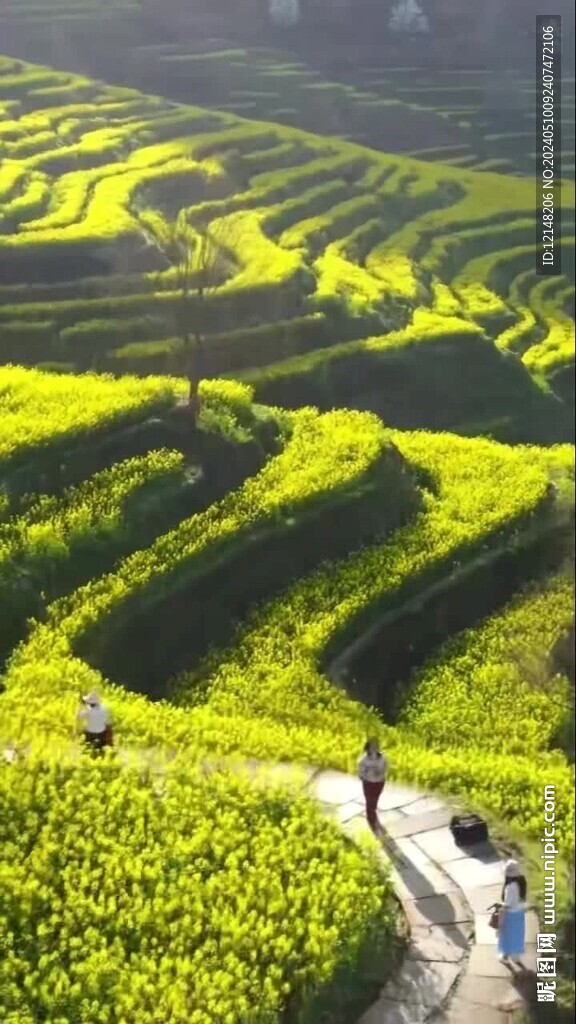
left=498, top=858, right=527, bottom=965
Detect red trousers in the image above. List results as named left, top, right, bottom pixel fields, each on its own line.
left=362, top=780, right=384, bottom=831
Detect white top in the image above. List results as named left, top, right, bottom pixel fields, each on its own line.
left=77, top=702, right=109, bottom=734
left=503, top=880, right=525, bottom=911
left=358, top=751, right=388, bottom=783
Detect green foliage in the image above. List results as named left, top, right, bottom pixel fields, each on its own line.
left=0, top=449, right=187, bottom=654
left=15, top=405, right=397, bottom=652
left=0, top=45, right=574, bottom=1024
left=2, top=427, right=571, bottom=859
left=0, top=755, right=394, bottom=1024
left=400, top=570, right=574, bottom=758
left=107, top=314, right=333, bottom=377
left=0, top=365, right=178, bottom=473
left=59, top=316, right=171, bottom=359
left=0, top=321, right=57, bottom=364
left=0, top=53, right=572, bottom=397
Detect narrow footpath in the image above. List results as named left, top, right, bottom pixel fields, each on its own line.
left=302, top=764, right=538, bottom=1023
left=117, top=748, right=539, bottom=1024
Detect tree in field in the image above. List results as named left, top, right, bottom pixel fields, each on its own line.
left=153, top=212, right=229, bottom=424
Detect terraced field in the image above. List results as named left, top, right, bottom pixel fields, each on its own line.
left=0, top=0, right=138, bottom=35
left=120, top=42, right=576, bottom=181
left=0, top=18, right=575, bottom=1024
left=0, top=56, right=574, bottom=443
left=2, top=11, right=574, bottom=182
left=0, top=363, right=574, bottom=1023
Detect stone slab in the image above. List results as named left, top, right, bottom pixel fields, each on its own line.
left=353, top=784, right=424, bottom=811
left=450, top=841, right=499, bottom=868
left=389, top=862, right=460, bottom=901
left=383, top=958, right=461, bottom=1008
left=388, top=840, right=462, bottom=896
left=474, top=913, right=499, bottom=946
left=309, top=769, right=363, bottom=805
left=323, top=799, right=365, bottom=826
left=401, top=795, right=447, bottom=816
left=378, top=784, right=426, bottom=810
left=403, top=890, right=473, bottom=929
left=388, top=867, right=435, bottom=901
left=387, top=860, right=459, bottom=901
left=387, top=807, right=455, bottom=839
left=453, top=972, right=526, bottom=1011
left=468, top=944, right=517, bottom=978
left=412, top=826, right=470, bottom=866
left=394, top=836, right=442, bottom=873
left=443, top=920, right=475, bottom=950
left=435, top=997, right=508, bottom=1023
left=407, top=925, right=468, bottom=963
left=464, top=883, right=504, bottom=916
left=357, top=998, right=429, bottom=1024
left=379, top=808, right=409, bottom=829
left=526, top=908, right=540, bottom=942
left=341, top=814, right=374, bottom=844
left=443, top=855, right=505, bottom=892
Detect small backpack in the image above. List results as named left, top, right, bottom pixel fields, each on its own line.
left=450, top=813, right=488, bottom=847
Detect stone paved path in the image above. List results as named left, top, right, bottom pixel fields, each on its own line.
left=235, top=760, right=538, bottom=1024
left=6, top=744, right=538, bottom=1022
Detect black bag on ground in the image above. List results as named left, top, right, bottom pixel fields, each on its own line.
left=450, top=813, right=488, bottom=847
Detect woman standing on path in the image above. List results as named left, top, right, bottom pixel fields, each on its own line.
left=358, top=738, right=388, bottom=835
left=498, top=858, right=528, bottom=966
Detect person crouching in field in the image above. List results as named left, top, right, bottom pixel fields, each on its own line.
left=77, top=692, right=112, bottom=754
left=358, top=738, right=388, bottom=835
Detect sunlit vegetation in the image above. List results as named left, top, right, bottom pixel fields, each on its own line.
left=1, top=372, right=572, bottom=852
left=0, top=27, right=574, bottom=1024
left=0, top=56, right=573, bottom=441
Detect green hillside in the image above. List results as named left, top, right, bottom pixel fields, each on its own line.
left=0, top=25, right=574, bottom=1024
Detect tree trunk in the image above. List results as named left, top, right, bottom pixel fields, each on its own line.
left=186, top=374, right=200, bottom=424
left=185, top=341, right=201, bottom=425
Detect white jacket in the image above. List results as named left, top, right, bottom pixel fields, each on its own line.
left=358, top=751, right=388, bottom=783
left=503, top=880, right=526, bottom=911
left=78, top=702, right=109, bottom=734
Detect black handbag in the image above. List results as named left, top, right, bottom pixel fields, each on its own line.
left=488, top=903, right=502, bottom=929
left=450, top=813, right=489, bottom=847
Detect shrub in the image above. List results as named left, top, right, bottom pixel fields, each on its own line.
left=0, top=450, right=200, bottom=664
left=2, top=429, right=571, bottom=858
left=399, top=570, right=574, bottom=758
left=0, top=755, right=393, bottom=1024
left=0, top=321, right=56, bottom=365
left=0, top=365, right=179, bottom=474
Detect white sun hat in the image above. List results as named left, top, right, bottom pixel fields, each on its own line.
left=504, top=858, right=521, bottom=877
left=83, top=692, right=100, bottom=705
